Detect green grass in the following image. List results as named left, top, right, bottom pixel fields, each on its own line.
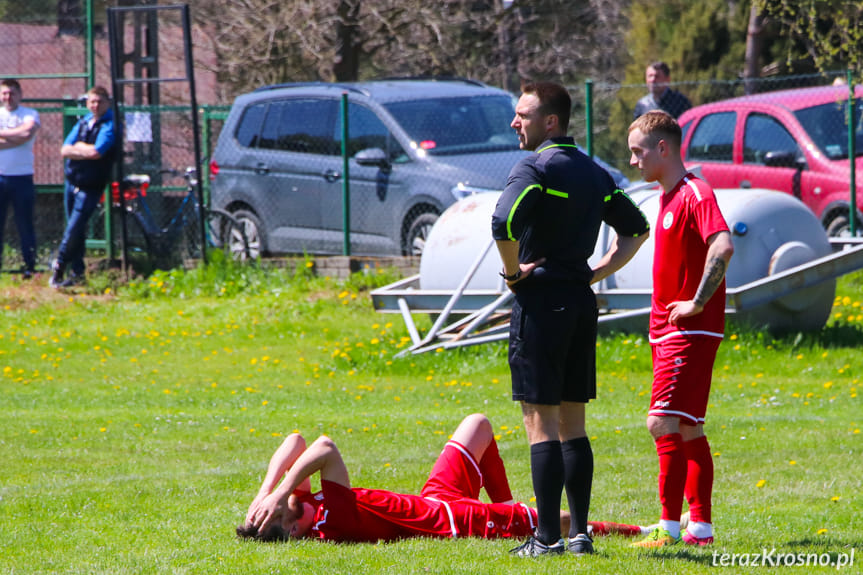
left=1, top=261, right=860, bottom=574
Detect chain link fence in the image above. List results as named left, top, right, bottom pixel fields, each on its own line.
left=0, top=0, right=96, bottom=272
left=206, top=84, right=526, bottom=259
left=1, top=1, right=860, bottom=273
left=576, top=70, right=860, bottom=237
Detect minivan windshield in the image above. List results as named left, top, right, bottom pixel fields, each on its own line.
left=795, top=98, right=863, bottom=160
left=384, top=95, right=519, bottom=155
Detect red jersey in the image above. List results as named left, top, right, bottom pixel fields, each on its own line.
left=302, top=480, right=536, bottom=542
left=650, top=174, right=729, bottom=342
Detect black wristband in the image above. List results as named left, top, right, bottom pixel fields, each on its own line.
left=499, top=268, right=522, bottom=282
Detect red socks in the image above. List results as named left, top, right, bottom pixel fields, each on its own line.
left=655, top=433, right=686, bottom=521
left=683, top=435, right=713, bottom=524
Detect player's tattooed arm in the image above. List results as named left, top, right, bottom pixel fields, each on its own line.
left=693, top=230, right=735, bottom=308
left=693, top=255, right=727, bottom=307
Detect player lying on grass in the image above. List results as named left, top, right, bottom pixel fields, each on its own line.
left=238, top=413, right=652, bottom=548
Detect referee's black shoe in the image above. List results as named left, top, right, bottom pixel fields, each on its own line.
left=509, top=535, right=566, bottom=557
left=568, top=533, right=595, bottom=555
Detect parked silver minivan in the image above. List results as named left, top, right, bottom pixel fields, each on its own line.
left=209, top=78, right=531, bottom=257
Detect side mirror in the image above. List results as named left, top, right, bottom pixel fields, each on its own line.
left=763, top=150, right=804, bottom=169
left=355, top=147, right=390, bottom=171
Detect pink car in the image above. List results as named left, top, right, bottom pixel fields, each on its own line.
left=678, top=84, right=863, bottom=236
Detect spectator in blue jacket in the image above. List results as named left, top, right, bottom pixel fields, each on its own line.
left=51, top=86, right=116, bottom=288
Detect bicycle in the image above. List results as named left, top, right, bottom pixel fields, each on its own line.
left=108, top=166, right=251, bottom=273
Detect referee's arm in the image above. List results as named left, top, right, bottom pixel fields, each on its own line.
left=492, top=161, right=544, bottom=284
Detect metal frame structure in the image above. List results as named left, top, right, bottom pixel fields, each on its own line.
left=371, top=238, right=863, bottom=356
left=107, top=3, right=207, bottom=272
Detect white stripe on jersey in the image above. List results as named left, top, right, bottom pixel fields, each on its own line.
left=648, top=329, right=724, bottom=344
left=519, top=502, right=537, bottom=531
left=445, top=440, right=483, bottom=485
left=684, top=176, right=704, bottom=201
left=424, top=496, right=459, bottom=537
left=647, top=408, right=705, bottom=424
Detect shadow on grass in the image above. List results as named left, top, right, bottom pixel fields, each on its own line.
left=784, top=536, right=863, bottom=550
left=632, top=547, right=716, bottom=566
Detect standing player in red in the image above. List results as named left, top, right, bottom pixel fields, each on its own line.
left=239, top=413, right=649, bottom=543
left=627, top=111, right=734, bottom=547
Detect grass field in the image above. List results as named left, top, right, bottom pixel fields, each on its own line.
left=1, top=260, right=860, bottom=574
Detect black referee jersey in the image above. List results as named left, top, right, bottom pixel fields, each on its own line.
left=491, top=137, right=649, bottom=285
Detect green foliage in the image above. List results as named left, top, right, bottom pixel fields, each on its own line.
left=754, top=0, right=863, bottom=73
left=593, top=0, right=754, bottom=175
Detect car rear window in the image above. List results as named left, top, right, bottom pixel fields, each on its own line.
left=743, top=113, right=799, bottom=164
left=235, top=103, right=267, bottom=148
left=687, top=111, right=736, bottom=162
left=258, top=99, right=339, bottom=154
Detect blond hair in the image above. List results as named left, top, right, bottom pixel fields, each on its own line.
left=629, top=110, right=681, bottom=149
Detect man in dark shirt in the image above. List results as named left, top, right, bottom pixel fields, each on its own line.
left=633, top=62, right=692, bottom=120
left=51, top=86, right=116, bottom=288
left=491, top=81, right=650, bottom=558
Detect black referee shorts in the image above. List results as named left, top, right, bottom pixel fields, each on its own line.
left=508, top=281, right=598, bottom=405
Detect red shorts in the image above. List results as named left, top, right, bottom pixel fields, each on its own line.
left=420, top=441, right=483, bottom=502
left=649, top=336, right=721, bottom=425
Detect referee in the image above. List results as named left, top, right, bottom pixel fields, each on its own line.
left=492, top=81, right=650, bottom=557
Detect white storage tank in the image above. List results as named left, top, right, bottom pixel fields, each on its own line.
left=419, top=187, right=836, bottom=332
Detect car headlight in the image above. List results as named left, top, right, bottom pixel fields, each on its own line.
left=450, top=183, right=500, bottom=200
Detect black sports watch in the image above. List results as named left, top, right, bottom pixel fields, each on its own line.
left=499, top=268, right=522, bottom=282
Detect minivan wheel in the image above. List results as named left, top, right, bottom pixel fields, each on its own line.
left=404, top=212, right=438, bottom=256
left=232, top=209, right=265, bottom=259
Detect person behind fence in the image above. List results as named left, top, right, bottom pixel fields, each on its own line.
left=491, top=81, right=650, bottom=558
left=0, top=78, right=41, bottom=278
left=627, top=110, right=734, bottom=548
left=633, top=62, right=692, bottom=120
left=51, top=86, right=116, bottom=288
left=239, top=412, right=653, bottom=543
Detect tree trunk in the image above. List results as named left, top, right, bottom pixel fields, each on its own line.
left=334, top=0, right=361, bottom=82
left=744, top=4, right=766, bottom=94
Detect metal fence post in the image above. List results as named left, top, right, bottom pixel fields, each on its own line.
left=585, top=78, right=593, bottom=158
left=848, top=69, right=857, bottom=236
left=341, top=92, right=351, bottom=256
left=86, top=0, right=95, bottom=88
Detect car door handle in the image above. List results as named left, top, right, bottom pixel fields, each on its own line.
left=323, top=170, right=341, bottom=183
left=254, top=162, right=270, bottom=175
left=739, top=179, right=751, bottom=189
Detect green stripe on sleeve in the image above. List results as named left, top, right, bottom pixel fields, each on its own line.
left=507, top=184, right=542, bottom=241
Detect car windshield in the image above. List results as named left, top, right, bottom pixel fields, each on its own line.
left=795, top=98, right=863, bottom=160
left=384, top=95, right=519, bottom=155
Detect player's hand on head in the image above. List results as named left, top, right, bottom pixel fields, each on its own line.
left=251, top=492, right=286, bottom=532
left=245, top=493, right=269, bottom=525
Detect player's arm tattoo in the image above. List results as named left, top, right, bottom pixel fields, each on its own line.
left=693, top=255, right=727, bottom=307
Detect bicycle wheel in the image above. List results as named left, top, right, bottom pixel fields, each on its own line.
left=206, top=208, right=251, bottom=261
left=115, top=210, right=155, bottom=275
left=179, top=201, right=205, bottom=263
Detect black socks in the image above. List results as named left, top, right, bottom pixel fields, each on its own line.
left=530, top=440, right=564, bottom=543
left=562, top=436, right=593, bottom=537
